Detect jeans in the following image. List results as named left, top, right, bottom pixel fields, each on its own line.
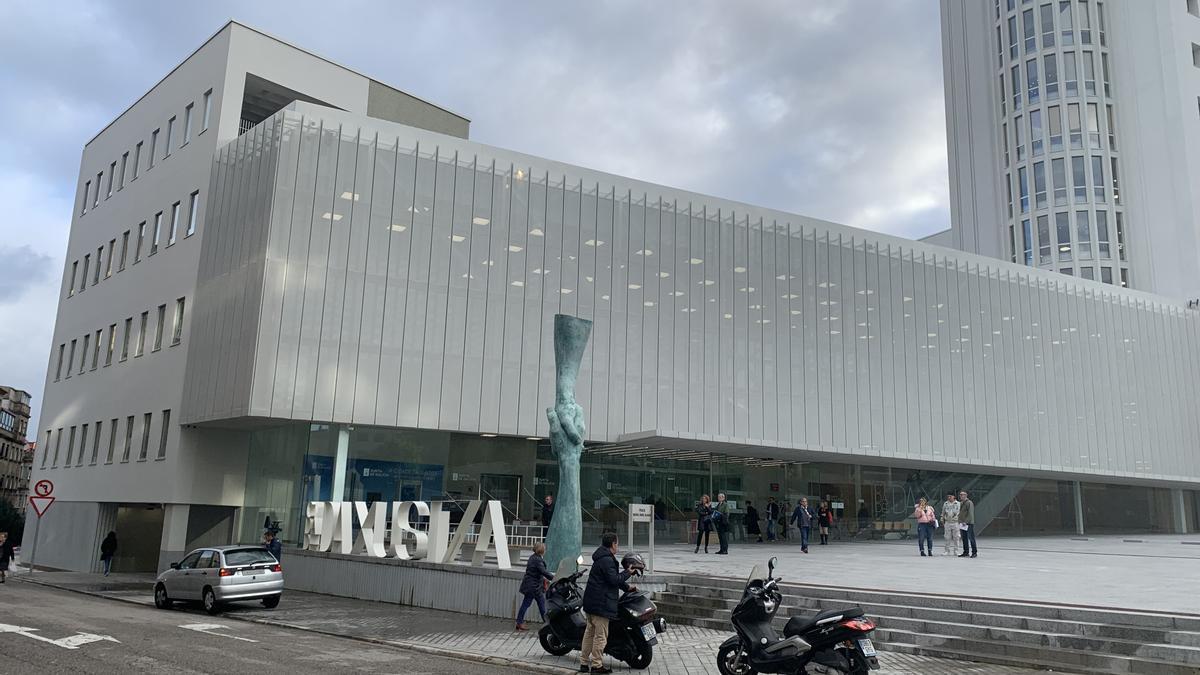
left=516, top=592, right=546, bottom=624
left=799, top=526, right=811, bottom=551
left=961, top=523, right=977, bottom=555
left=580, top=614, right=610, bottom=668
left=943, top=522, right=961, bottom=555
left=766, top=518, right=777, bottom=541
left=917, top=522, right=934, bottom=553
left=102, top=558, right=112, bottom=575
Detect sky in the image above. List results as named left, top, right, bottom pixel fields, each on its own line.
left=0, top=0, right=949, bottom=433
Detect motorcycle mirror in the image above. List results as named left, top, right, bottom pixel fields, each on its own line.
left=576, top=555, right=584, bottom=565
left=768, top=556, right=777, bottom=578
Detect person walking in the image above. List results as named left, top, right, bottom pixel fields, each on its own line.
left=817, top=501, right=835, bottom=545
left=958, top=490, right=978, bottom=558
left=0, top=532, right=13, bottom=583
left=694, top=495, right=714, bottom=554
left=541, top=494, right=555, bottom=534
left=913, top=497, right=937, bottom=557
left=515, top=542, right=554, bottom=631
left=791, top=498, right=815, bottom=553
left=745, top=500, right=763, bottom=543
left=580, top=532, right=636, bottom=674
left=99, top=531, right=117, bottom=576
left=941, top=492, right=961, bottom=556
left=714, top=493, right=731, bottom=554
left=264, top=529, right=282, bottom=561
left=765, top=497, right=780, bottom=542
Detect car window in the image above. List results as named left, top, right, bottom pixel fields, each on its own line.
left=178, top=551, right=201, bottom=569
left=196, top=551, right=215, bottom=569
left=222, top=548, right=276, bottom=566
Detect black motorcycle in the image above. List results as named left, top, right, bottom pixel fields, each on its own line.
left=717, top=557, right=880, bottom=674
left=537, top=554, right=667, bottom=669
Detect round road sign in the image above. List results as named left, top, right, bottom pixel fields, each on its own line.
left=34, top=479, right=54, bottom=497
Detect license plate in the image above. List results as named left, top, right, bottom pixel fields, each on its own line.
left=857, top=638, right=876, bottom=657
left=641, top=623, right=657, bottom=641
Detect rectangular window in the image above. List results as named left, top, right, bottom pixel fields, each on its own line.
left=1106, top=105, right=1116, bottom=150
left=1026, top=58, right=1040, bottom=104
left=42, top=430, right=51, bottom=468
left=1059, top=0, right=1074, bottom=45
left=1033, top=160, right=1047, bottom=209
left=202, top=89, right=213, bottom=131
left=165, top=116, right=175, bottom=157
left=1002, top=122, right=1010, bottom=166
left=107, top=419, right=118, bottom=464
left=1010, top=224, right=1018, bottom=262
left=91, top=420, right=101, bottom=464
left=53, top=428, right=62, bottom=467
left=1000, top=73, right=1006, bottom=116
left=118, top=152, right=128, bottom=190
left=136, top=311, right=148, bottom=357
left=1023, top=8, right=1036, bottom=52
left=1091, top=156, right=1105, bottom=202
left=80, top=254, right=90, bottom=292
left=119, top=231, right=129, bottom=271
left=68, top=261, right=77, bottom=297
left=1038, top=214, right=1052, bottom=264
left=1052, top=158, right=1068, bottom=206
left=183, top=103, right=194, bottom=145
left=1012, top=64, right=1022, bottom=110
left=1079, top=0, right=1093, bottom=43
left=93, top=173, right=101, bottom=207
left=78, top=424, right=88, bottom=466
left=1098, top=1, right=1107, bottom=44
left=1022, top=218, right=1034, bottom=265
left=1006, top=175, right=1015, bottom=218
left=1101, top=53, right=1111, bottom=97
left=1060, top=267, right=1074, bottom=275
left=1119, top=267, right=1127, bottom=287
left=55, top=343, right=64, bottom=380
left=122, top=415, right=134, bottom=462
left=1044, top=53, right=1059, bottom=100
left=1097, top=210, right=1111, bottom=258
left=1116, top=212, right=1126, bottom=260
left=79, top=334, right=89, bottom=374
left=1040, top=3, right=1055, bottom=47
left=93, top=246, right=103, bottom=284
left=106, top=162, right=115, bottom=198
left=997, top=25, right=1004, bottom=67
left=186, top=191, right=199, bottom=236
left=1190, top=0, right=1200, bottom=18
left=66, top=339, right=76, bottom=378
left=1100, top=266, right=1113, bottom=284
left=1077, top=209, right=1093, bottom=259
left=168, top=201, right=181, bottom=245
left=1081, top=266, right=1094, bottom=280
left=122, top=317, right=132, bottom=360
left=1064, top=51, right=1078, bottom=97
left=1009, top=15, right=1019, bottom=59
left=1019, top=166, right=1030, bottom=213
left=1015, top=114, right=1026, bottom=160
left=172, top=297, right=185, bottom=344
left=1068, top=103, right=1082, bottom=149
left=151, top=212, right=162, bottom=254
left=139, top=412, right=152, bottom=461
left=81, top=180, right=90, bottom=215
left=158, top=409, right=170, bottom=459
left=105, top=239, right=115, bottom=277
left=154, top=304, right=166, bottom=351
left=1057, top=211, right=1073, bottom=260
left=91, top=329, right=101, bottom=370
left=66, top=426, right=76, bottom=466
left=1048, top=105, right=1063, bottom=151
left=1030, top=108, right=1044, bottom=156
left=106, top=323, right=116, bottom=365
left=149, top=129, right=159, bottom=168
left=1083, top=51, right=1096, bottom=95
left=1072, top=156, right=1087, bottom=202
left=136, top=221, right=146, bottom=261
left=132, top=141, right=142, bottom=179
left=1111, top=157, right=1121, bottom=204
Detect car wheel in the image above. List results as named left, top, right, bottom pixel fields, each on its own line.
left=261, top=595, right=280, bottom=609
left=154, top=583, right=172, bottom=610
left=202, top=587, right=221, bottom=615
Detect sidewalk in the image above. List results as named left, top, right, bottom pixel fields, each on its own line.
left=13, top=569, right=1052, bottom=674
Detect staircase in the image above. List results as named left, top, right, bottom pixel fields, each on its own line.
left=653, top=577, right=1200, bottom=674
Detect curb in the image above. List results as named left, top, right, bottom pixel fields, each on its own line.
left=13, top=575, right=577, bottom=675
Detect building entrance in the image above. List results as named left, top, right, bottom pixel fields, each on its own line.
left=479, top=473, right=522, bottom=521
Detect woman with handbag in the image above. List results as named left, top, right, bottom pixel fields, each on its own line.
left=913, top=497, right=937, bottom=557
left=694, top=495, right=714, bottom=554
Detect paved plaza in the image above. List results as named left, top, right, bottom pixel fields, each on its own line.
left=647, top=534, right=1200, bottom=614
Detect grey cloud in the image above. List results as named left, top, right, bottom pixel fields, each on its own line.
left=0, top=245, right=53, bottom=304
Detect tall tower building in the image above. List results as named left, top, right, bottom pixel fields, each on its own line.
left=940, top=0, right=1200, bottom=298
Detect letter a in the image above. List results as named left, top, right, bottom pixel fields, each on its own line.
left=472, top=500, right=511, bottom=569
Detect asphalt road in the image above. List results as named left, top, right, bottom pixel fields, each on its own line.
left=0, top=582, right=528, bottom=675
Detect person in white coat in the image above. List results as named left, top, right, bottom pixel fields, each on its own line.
left=940, top=492, right=961, bottom=556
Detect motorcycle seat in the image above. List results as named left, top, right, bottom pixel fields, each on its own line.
left=783, top=607, right=864, bottom=637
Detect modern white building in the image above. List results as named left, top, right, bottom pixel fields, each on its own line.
left=29, top=21, right=1200, bottom=574
left=941, top=0, right=1200, bottom=298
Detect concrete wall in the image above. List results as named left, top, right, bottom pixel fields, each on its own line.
left=22, top=501, right=102, bottom=571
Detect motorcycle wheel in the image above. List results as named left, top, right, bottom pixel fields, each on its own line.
left=538, top=624, right=572, bottom=656
left=626, top=640, right=653, bottom=669
left=717, top=637, right=757, bottom=675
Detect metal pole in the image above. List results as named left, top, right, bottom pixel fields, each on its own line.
left=1073, top=481, right=1085, bottom=536
left=27, top=515, right=40, bottom=575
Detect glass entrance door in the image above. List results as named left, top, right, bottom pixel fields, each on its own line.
left=479, top=473, right=522, bottom=521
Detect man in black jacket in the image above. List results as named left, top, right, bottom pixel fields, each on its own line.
left=541, top=494, right=555, bottom=533
left=580, top=532, right=636, bottom=674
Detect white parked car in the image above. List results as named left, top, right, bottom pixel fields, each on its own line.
left=154, top=545, right=283, bottom=614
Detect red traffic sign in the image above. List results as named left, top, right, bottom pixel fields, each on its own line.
left=34, top=479, right=54, bottom=497
left=29, top=494, right=55, bottom=517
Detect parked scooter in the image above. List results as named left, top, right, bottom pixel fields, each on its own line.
left=537, top=554, right=667, bottom=669
left=717, top=557, right=879, bottom=674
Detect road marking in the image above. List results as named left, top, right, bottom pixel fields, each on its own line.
left=0, top=623, right=120, bottom=649
left=179, top=623, right=259, bottom=642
